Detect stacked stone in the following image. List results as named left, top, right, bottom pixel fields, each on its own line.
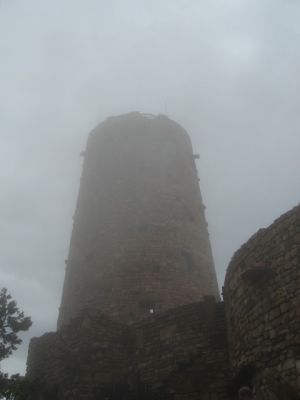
left=27, top=301, right=229, bottom=400
left=224, top=204, right=300, bottom=396
left=27, top=310, right=135, bottom=399
left=27, top=113, right=224, bottom=400
left=58, top=113, right=219, bottom=328
left=133, top=299, right=229, bottom=400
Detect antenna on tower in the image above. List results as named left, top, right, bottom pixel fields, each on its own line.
left=164, top=99, right=168, bottom=116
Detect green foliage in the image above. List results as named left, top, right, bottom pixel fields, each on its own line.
left=0, top=288, right=33, bottom=399
left=0, top=373, right=36, bottom=400
left=0, top=288, right=32, bottom=362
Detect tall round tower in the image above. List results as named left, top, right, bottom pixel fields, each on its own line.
left=58, top=112, right=219, bottom=328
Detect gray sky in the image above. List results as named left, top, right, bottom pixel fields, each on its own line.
left=1, top=0, right=300, bottom=375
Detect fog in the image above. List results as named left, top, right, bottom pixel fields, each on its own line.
left=1, top=0, right=300, bottom=375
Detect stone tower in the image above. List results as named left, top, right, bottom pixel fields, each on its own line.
left=57, top=112, right=219, bottom=328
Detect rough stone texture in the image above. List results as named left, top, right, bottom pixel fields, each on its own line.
left=224, top=204, right=300, bottom=398
left=132, top=299, right=229, bottom=400
left=26, top=112, right=300, bottom=399
left=27, top=301, right=229, bottom=400
left=58, top=113, right=219, bottom=328
left=27, top=312, right=135, bottom=399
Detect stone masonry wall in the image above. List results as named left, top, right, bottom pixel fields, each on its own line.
left=27, top=310, right=135, bottom=399
left=27, top=300, right=230, bottom=400
left=224, top=204, right=300, bottom=397
left=133, top=299, right=229, bottom=400
left=58, top=113, right=219, bottom=328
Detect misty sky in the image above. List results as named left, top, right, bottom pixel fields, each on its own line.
left=1, top=0, right=300, bottom=375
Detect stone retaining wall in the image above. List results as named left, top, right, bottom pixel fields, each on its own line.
left=27, top=311, right=134, bottom=399
left=133, top=299, right=229, bottom=400
left=224, top=204, right=300, bottom=397
left=27, top=300, right=229, bottom=400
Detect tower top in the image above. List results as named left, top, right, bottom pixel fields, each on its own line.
left=88, top=112, right=191, bottom=146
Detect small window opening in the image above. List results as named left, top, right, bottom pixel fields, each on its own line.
left=181, top=251, right=194, bottom=272
left=139, top=300, right=160, bottom=314
left=241, top=261, right=273, bottom=284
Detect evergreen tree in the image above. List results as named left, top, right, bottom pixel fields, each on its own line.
left=0, top=288, right=32, bottom=399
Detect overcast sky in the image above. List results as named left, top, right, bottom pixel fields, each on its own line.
left=1, top=0, right=300, bottom=375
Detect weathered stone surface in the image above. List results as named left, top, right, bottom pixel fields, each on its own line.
left=224, top=204, right=300, bottom=397
left=27, top=302, right=229, bottom=400
left=58, top=112, right=219, bottom=329
left=25, top=112, right=300, bottom=400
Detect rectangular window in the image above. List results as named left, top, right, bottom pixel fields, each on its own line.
left=181, top=251, right=194, bottom=272
left=139, top=300, right=160, bottom=314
